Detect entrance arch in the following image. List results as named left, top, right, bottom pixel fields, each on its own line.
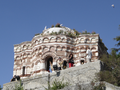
left=45, top=56, right=53, bottom=71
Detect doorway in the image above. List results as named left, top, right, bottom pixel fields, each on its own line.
left=45, top=56, right=53, bottom=71
left=81, top=60, right=84, bottom=65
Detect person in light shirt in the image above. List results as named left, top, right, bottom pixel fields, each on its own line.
left=86, top=47, right=92, bottom=63
left=57, top=57, right=63, bottom=70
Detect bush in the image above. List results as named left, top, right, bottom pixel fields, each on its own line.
left=97, top=50, right=120, bottom=86
left=97, top=71, right=117, bottom=85
left=93, top=82, right=105, bottom=90
left=35, top=33, right=40, bottom=36
left=51, top=25, right=54, bottom=27
left=81, top=30, right=90, bottom=34
left=55, top=23, right=60, bottom=27
left=0, top=85, right=2, bottom=90
left=13, top=80, right=24, bottom=90
left=45, top=79, right=69, bottom=90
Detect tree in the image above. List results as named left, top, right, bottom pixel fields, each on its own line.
left=0, top=85, right=2, bottom=90
left=113, top=25, right=120, bottom=52
left=98, top=50, right=120, bottom=86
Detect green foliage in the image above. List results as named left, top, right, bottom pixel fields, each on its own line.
left=13, top=80, right=24, bottom=90
left=0, top=85, right=2, bottom=90
left=99, top=39, right=108, bottom=51
left=68, top=32, right=73, bottom=37
left=98, top=50, right=120, bottom=86
left=93, top=82, right=105, bottom=90
left=97, top=71, right=117, bottom=85
left=73, top=29, right=80, bottom=35
left=50, top=32, right=58, bottom=35
left=81, top=30, right=97, bottom=34
left=51, top=25, right=54, bottom=27
left=58, top=30, right=63, bottom=35
left=45, top=79, right=69, bottom=90
left=113, top=25, right=120, bottom=52
left=81, top=30, right=90, bottom=34
left=55, top=23, right=60, bottom=27
left=35, top=33, right=40, bottom=36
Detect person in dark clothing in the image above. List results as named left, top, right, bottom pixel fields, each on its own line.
left=69, top=53, right=74, bottom=68
left=11, top=75, right=16, bottom=82
left=11, top=76, right=16, bottom=82
left=15, top=75, right=20, bottom=81
left=62, top=59, right=67, bottom=69
left=53, top=64, right=58, bottom=70
left=11, top=75, right=20, bottom=82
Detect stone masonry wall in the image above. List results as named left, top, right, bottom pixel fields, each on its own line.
left=3, top=60, right=101, bottom=90
left=4, top=60, right=120, bottom=90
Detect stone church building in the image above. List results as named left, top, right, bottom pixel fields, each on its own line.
left=13, top=25, right=107, bottom=79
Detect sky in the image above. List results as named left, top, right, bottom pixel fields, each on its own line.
left=0, top=0, right=120, bottom=87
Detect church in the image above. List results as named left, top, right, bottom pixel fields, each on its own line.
left=13, top=24, right=107, bottom=79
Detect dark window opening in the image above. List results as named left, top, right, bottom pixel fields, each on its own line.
left=81, top=60, right=84, bottom=65
left=23, top=66, right=25, bottom=76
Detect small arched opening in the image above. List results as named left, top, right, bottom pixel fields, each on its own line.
left=45, top=56, right=53, bottom=71
left=80, top=60, right=84, bottom=65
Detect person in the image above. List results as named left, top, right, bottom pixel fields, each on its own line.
left=11, top=75, right=20, bottom=82
left=11, top=75, right=16, bottom=82
left=49, top=61, right=54, bottom=73
left=68, top=53, right=74, bottom=68
left=53, top=59, right=58, bottom=71
left=86, top=47, right=92, bottom=63
left=62, top=59, right=67, bottom=69
left=15, top=75, right=20, bottom=81
left=57, top=57, right=63, bottom=70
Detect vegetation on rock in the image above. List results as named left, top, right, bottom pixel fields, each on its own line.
left=45, top=79, right=69, bottom=90
left=34, top=33, right=40, bottom=36
left=97, top=50, right=120, bottom=86
left=97, top=26, right=120, bottom=86
left=113, top=25, right=120, bottom=52
left=55, top=23, right=60, bottom=27
left=13, top=80, right=24, bottom=90
left=93, top=82, right=105, bottom=90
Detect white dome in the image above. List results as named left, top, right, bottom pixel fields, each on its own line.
left=42, top=27, right=74, bottom=35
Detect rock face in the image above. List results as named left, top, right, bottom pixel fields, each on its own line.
left=3, top=60, right=120, bottom=90
left=3, top=60, right=101, bottom=90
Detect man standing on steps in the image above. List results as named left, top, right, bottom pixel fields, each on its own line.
left=86, top=47, right=92, bottom=63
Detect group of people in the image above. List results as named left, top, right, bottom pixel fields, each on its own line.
left=49, top=57, right=69, bottom=72
left=49, top=47, right=92, bottom=72
left=11, top=75, right=20, bottom=82
left=10, top=47, right=92, bottom=80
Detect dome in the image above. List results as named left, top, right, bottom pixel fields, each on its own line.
left=42, top=27, right=74, bottom=35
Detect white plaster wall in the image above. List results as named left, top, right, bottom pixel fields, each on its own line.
left=40, top=63, right=45, bottom=70
left=26, top=68, right=30, bottom=74
left=95, top=52, right=98, bottom=56
left=37, top=63, right=40, bottom=70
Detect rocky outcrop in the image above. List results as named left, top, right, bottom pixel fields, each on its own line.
left=3, top=60, right=101, bottom=90
left=4, top=60, right=120, bottom=90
